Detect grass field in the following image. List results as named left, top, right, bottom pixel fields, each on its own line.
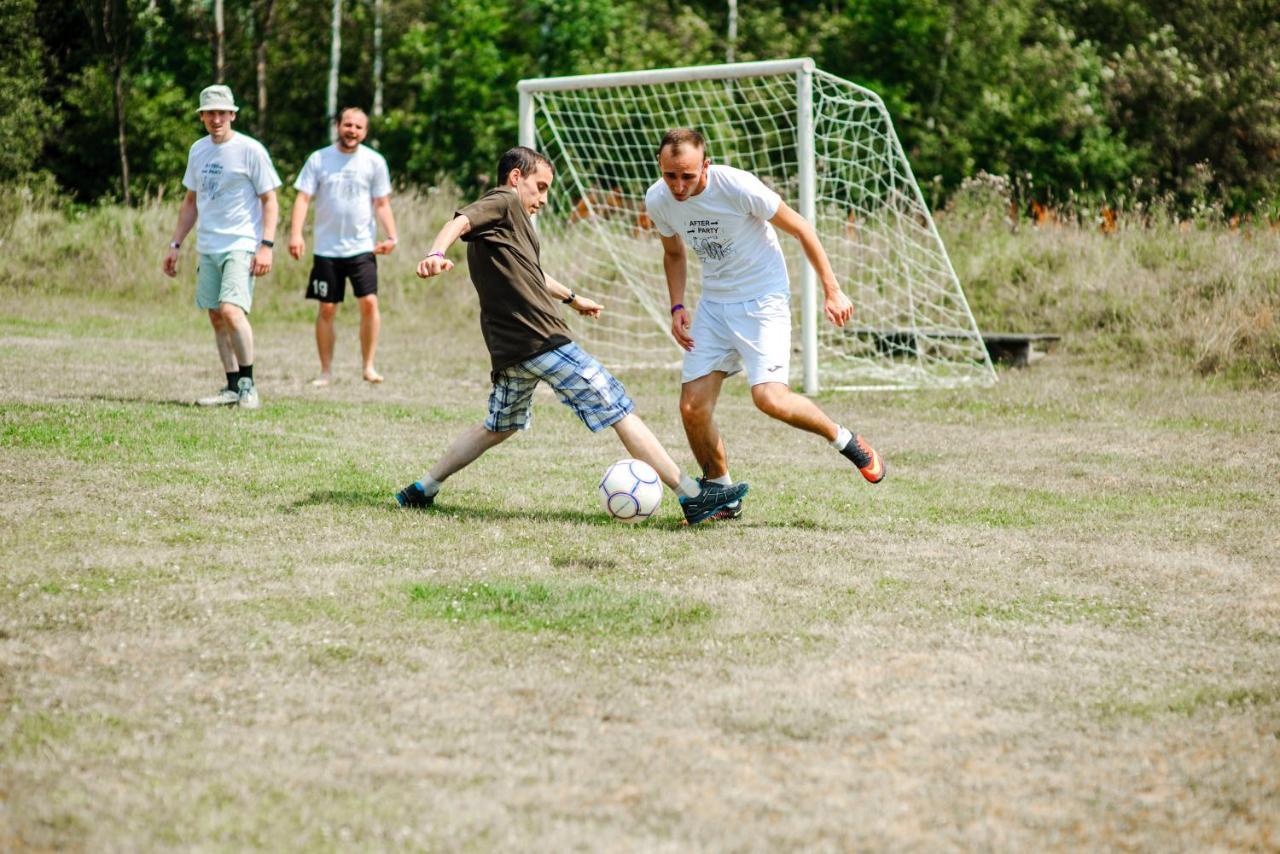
left=2, top=200, right=1278, bottom=849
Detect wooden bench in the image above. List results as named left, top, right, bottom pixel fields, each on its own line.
left=979, top=332, right=1062, bottom=367
left=846, top=329, right=1062, bottom=367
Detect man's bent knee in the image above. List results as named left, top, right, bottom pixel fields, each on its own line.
left=751, top=382, right=792, bottom=418
left=317, top=302, right=339, bottom=320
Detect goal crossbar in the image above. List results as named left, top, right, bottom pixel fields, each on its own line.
left=519, top=58, right=817, bottom=94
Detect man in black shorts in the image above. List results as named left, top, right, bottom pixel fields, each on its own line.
left=395, top=146, right=748, bottom=525
left=288, top=107, right=398, bottom=385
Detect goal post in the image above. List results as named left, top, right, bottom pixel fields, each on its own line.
left=518, top=58, right=996, bottom=391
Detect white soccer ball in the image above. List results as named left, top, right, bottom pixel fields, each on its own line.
left=598, top=458, right=663, bottom=523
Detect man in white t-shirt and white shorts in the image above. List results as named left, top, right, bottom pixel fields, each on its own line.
left=645, top=128, right=886, bottom=519
left=289, top=107, right=398, bottom=385
left=163, top=85, right=282, bottom=410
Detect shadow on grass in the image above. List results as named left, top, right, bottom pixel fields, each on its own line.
left=289, top=489, right=825, bottom=531
left=71, top=393, right=202, bottom=408
left=289, top=489, right=694, bottom=529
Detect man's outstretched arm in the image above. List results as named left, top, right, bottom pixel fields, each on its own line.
left=416, top=214, right=472, bottom=278
left=769, top=202, right=853, bottom=327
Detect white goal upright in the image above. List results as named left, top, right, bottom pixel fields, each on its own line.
left=518, top=58, right=996, bottom=391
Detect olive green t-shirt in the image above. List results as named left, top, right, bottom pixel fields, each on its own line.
left=458, top=187, right=571, bottom=371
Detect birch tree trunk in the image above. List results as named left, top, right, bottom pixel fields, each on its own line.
left=253, top=0, right=277, bottom=137
left=726, top=0, right=737, bottom=64
left=80, top=0, right=132, bottom=203
left=214, top=0, right=225, bottom=82
left=327, top=0, right=342, bottom=141
left=373, top=0, right=383, bottom=121
left=112, top=52, right=131, bottom=205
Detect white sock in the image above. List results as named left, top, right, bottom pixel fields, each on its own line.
left=676, top=474, right=700, bottom=499
left=417, top=476, right=443, bottom=498
left=830, top=426, right=853, bottom=450
left=707, top=474, right=732, bottom=486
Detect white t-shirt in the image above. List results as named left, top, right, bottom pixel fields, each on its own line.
left=182, top=133, right=281, bottom=255
left=294, top=144, right=392, bottom=258
left=645, top=165, right=787, bottom=303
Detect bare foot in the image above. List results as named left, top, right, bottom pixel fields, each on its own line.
left=363, top=369, right=383, bottom=384
left=310, top=374, right=331, bottom=387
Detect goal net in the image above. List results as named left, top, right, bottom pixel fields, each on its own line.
left=518, top=58, right=996, bottom=391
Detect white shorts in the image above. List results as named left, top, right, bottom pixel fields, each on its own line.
left=681, top=292, right=792, bottom=386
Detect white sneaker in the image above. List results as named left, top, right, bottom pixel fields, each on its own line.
left=197, top=387, right=239, bottom=407
left=237, top=378, right=260, bottom=410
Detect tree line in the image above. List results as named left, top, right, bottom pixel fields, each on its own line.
left=10, top=0, right=1279, bottom=213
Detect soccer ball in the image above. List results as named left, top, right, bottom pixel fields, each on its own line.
left=598, top=458, right=663, bottom=523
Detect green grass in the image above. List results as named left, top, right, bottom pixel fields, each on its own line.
left=406, top=579, right=712, bottom=636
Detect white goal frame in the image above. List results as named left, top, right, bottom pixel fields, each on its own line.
left=518, top=58, right=996, bottom=392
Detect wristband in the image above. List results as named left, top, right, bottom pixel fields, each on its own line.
left=386, top=237, right=398, bottom=244
left=259, top=239, right=274, bottom=248
left=562, top=291, right=576, bottom=305
left=169, top=241, right=181, bottom=250
left=426, top=250, right=445, bottom=259
left=670, top=303, right=685, bottom=314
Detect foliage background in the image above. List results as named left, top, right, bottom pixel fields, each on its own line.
left=20, top=0, right=1280, bottom=212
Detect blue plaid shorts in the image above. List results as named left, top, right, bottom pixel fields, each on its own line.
left=486, top=342, right=635, bottom=433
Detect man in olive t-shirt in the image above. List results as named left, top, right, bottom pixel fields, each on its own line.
left=394, top=146, right=747, bottom=525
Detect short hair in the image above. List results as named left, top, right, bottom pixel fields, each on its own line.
left=335, top=106, right=367, bottom=124
left=497, top=146, right=554, bottom=185
left=657, top=128, right=706, bottom=159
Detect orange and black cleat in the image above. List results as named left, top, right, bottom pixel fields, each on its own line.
left=840, top=434, right=887, bottom=484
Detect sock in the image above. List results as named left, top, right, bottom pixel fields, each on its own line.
left=830, top=426, right=853, bottom=450
left=225, top=371, right=240, bottom=391
left=238, top=364, right=254, bottom=386
left=676, top=474, right=700, bottom=499
left=417, top=477, right=443, bottom=498
left=707, top=474, right=733, bottom=486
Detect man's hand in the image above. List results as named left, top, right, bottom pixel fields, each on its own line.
left=671, top=306, right=694, bottom=351
left=571, top=295, right=603, bottom=318
left=417, top=253, right=453, bottom=278
left=252, top=245, right=273, bottom=276
left=288, top=235, right=305, bottom=260
left=374, top=239, right=397, bottom=256
left=162, top=248, right=180, bottom=278
left=824, top=290, right=853, bottom=327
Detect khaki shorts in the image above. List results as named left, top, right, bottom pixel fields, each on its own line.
left=196, top=251, right=255, bottom=312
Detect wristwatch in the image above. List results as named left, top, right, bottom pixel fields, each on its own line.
left=168, top=241, right=181, bottom=250
left=562, top=291, right=576, bottom=305
left=260, top=239, right=274, bottom=248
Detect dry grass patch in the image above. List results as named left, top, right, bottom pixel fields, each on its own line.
left=2, top=252, right=1278, bottom=849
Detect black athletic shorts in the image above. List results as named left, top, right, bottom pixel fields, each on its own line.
left=305, top=253, right=378, bottom=303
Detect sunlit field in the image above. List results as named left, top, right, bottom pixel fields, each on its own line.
left=1, top=194, right=1277, bottom=849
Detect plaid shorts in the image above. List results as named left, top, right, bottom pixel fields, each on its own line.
left=486, top=343, right=635, bottom=433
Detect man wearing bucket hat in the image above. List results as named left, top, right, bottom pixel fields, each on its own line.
left=162, top=84, right=282, bottom=410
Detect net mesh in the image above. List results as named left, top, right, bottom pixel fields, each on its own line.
left=526, top=65, right=995, bottom=389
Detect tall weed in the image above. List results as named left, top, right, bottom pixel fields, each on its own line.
left=939, top=178, right=1280, bottom=384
